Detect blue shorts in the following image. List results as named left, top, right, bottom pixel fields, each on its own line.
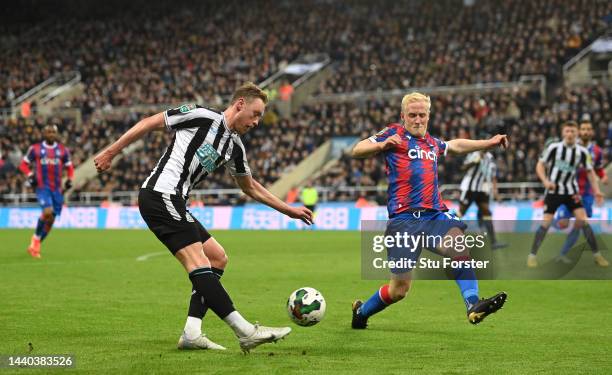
left=583, top=194, right=594, bottom=217
left=386, top=210, right=467, bottom=274
left=36, top=188, right=64, bottom=216
left=556, top=194, right=594, bottom=221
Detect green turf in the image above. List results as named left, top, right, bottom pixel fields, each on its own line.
left=1, top=229, right=611, bottom=374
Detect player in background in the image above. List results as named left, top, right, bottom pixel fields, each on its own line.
left=554, top=116, right=608, bottom=263
left=19, top=124, right=73, bottom=258
left=94, top=83, right=313, bottom=352
left=528, top=121, right=607, bottom=268
left=300, top=180, right=318, bottom=229
left=350, top=93, right=508, bottom=329
left=457, top=150, right=507, bottom=249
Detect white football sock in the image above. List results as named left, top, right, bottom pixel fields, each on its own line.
left=184, top=316, right=202, bottom=340
left=223, top=311, right=256, bottom=338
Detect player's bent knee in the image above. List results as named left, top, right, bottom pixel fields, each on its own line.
left=42, top=208, right=55, bottom=221
left=202, top=238, right=228, bottom=269
left=389, top=287, right=408, bottom=302
left=541, top=215, right=554, bottom=228
left=175, top=242, right=211, bottom=273
left=446, top=227, right=464, bottom=237
left=213, top=253, right=228, bottom=269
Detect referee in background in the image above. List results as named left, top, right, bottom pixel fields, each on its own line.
left=527, top=121, right=607, bottom=268
left=300, top=180, right=318, bottom=214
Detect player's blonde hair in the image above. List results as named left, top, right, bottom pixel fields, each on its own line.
left=401, top=92, right=431, bottom=113
left=231, top=82, right=268, bottom=105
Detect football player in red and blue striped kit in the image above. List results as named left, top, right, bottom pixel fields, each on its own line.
left=19, top=124, right=74, bottom=258
left=351, top=92, right=508, bottom=328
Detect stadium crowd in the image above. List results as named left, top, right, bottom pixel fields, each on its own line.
left=2, top=83, right=609, bottom=204
left=3, top=0, right=610, bottom=108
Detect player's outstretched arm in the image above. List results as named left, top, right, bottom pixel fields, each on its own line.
left=352, top=134, right=402, bottom=159
left=447, top=134, right=508, bottom=155
left=94, top=113, right=165, bottom=173
left=234, top=175, right=313, bottom=225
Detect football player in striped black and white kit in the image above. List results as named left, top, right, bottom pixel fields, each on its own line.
left=94, top=82, right=313, bottom=352
left=527, top=121, right=606, bottom=268
left=457, top=151, right=506, bottom=249
left=554, top=116, right=609, bottom=264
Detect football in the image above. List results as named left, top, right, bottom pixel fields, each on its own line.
left=286, top=287, right=326, bottom=326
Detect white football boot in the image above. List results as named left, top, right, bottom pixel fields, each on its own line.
left=177, top=333, right=226, bottom=350
left=238, top=324, right=291, bottom=353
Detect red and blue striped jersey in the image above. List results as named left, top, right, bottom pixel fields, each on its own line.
left=369, top=123, right=448, bottom=216
left=24, top=142, right=72, bottom=192
left=577, top=142, right=604, bottom=196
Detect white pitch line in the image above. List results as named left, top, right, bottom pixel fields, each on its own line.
left=136, top=251, right=167, bottom=261
left=2, top=259, right=118, bottom=267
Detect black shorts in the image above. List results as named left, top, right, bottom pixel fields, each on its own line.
left=459, top=191, right=489, bottom=207
left=138, top=188, right=211, bottom=255
left=543, top=194, right=583, bottom=215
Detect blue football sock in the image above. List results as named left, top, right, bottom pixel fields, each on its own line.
left=39, top=214, right=55, bottom=241
left=35, top=216, right=45, bottom=239
left=358, top=285, right=393, bottom=318
left=451, top=256, right=479, bottom=310
left=560, top=228, right=580, bottom=256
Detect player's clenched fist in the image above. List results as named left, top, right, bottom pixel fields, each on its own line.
left=381, top=134, right=402, bottom=151
left=94, top=149, right=115, bottom=173
left=488, top=134, right=508, bottom=149
left=543, top=180, right=556, bottom=190
left=594, top=192, right=604, bottom=206
left=289, top=206, right=314, bottom=225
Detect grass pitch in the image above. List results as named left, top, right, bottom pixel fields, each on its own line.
left=1, top=229, right=611, bottom=374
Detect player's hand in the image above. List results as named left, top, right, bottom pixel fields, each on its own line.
left=288, top=206, right=314, bottom=225
left=543, top=180, right=556, bottom=190
left=64, top=179, right=73, bottom=190
left=26, top=174, right=37, bottom=188
left=94, top=149, right=115, bottom=173
left=381, top=134, right=402, bottom=151
left=488, top=134, right=508, bottom=149
left=594, top=192, right=604, bottom=206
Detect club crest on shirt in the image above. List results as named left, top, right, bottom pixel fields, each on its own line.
left=179, top=103, right=197, bottom=113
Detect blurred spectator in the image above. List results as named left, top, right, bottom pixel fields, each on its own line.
left=279, top=80, right=294, bottom=102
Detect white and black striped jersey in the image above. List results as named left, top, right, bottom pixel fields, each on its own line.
left=540, top=141, right=592, bottom=195
left=460, top=152, right=496, bottom=196
left=142, top=104, right=251, bottom=198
